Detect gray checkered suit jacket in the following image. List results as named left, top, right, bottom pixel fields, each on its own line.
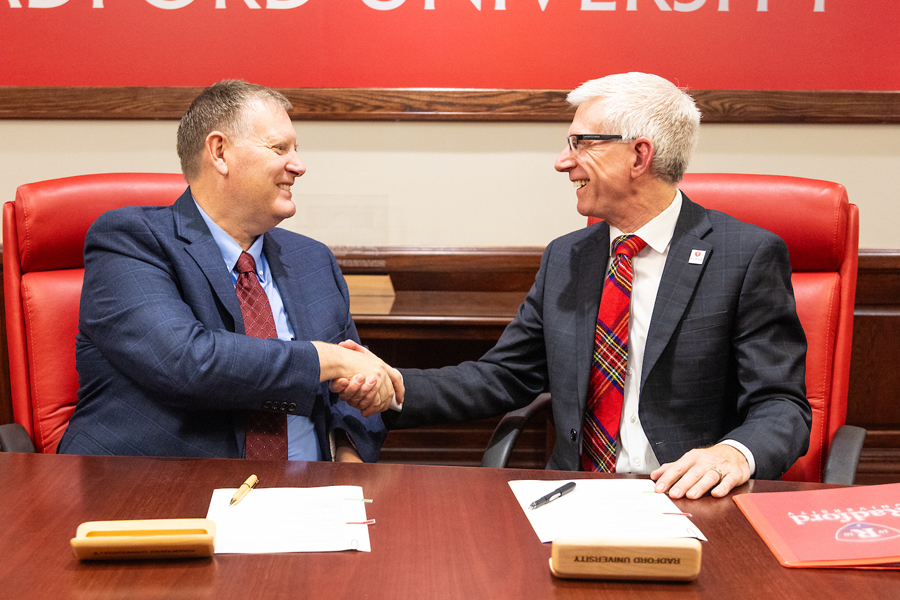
left=388, top=195, right=811, bottom=479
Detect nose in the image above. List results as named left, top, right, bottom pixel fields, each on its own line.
left=555, top=145, right=575, bottom=173
left=287, top=152, right=306, bottom=178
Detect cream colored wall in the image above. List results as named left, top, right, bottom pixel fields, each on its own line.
left=1, top=120, right=897, bottom=249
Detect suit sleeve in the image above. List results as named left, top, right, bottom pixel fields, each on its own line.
left=721, top=234, right=812, bottom=479
left=79, top=209, right=323, bottom=417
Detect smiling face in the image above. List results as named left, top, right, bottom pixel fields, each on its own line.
left=221, top=100, right=306, bottom=247
left=554, top=99, right=636, bottom=227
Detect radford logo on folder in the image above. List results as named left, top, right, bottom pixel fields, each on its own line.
left=836, top=523, right=900, bottom=542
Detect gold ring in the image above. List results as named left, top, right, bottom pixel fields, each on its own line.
left=711, top=466, right=725, bottom=483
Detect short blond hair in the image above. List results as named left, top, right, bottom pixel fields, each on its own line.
left=176, top=80, right=292, bottom=182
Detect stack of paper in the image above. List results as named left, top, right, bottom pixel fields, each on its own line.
left=206, top=485, right=372, bottom=553
left=509, top=479, right=706, bottom=543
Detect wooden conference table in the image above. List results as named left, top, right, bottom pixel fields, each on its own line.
left=1, top=453, right=897, bottom=600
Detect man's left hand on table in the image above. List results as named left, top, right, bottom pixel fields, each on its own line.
left=650, top=444, right=751, bottom=499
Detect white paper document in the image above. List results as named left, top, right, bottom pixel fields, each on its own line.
left=509, top=479, right=706, bottom=543
left=206, top=485, right=372, bottom=553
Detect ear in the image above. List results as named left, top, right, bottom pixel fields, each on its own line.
left=630, top=138, right=655, bottom=179
left=205, top=131, right=229, bottom=176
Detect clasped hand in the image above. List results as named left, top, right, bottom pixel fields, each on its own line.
left=326, top=340, right=404, bottom=417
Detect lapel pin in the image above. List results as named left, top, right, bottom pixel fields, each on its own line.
left=688, top=249, right=706, bottom=265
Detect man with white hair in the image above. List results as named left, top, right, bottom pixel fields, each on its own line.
left=342, top=72, right=811, bottom=498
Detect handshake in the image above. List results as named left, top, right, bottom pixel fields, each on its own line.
left=314, top=339, right=404, bottom=417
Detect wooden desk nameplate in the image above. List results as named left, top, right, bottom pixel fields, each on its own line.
left=549, top=536, right=702, bottom=581
left=70, top=518, right=216, bottom=561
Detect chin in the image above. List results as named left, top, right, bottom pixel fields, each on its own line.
left=575, top=199, right=595, bottom=219
left=275, top=201, right=297, bottom=220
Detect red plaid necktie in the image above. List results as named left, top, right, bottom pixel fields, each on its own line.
left=581, top=235, right=647, bottom=472
left=235, top=251, right=288, bottom=460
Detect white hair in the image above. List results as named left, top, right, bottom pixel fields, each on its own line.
left=567, top=73, right=701, bottom=185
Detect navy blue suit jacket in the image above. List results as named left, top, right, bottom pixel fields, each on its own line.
left=387, top=195, right=811, bottom=479
left=59, top=189, right=385, bottom=461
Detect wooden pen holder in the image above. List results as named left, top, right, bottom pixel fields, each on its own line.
left=71, top=518, right=216, bottom=561
left=549, top=536, right=702, bottom=581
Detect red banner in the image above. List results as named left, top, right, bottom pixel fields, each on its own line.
left=1, top=1, right=896, bottom=90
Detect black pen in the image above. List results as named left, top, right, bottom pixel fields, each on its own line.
left=529, top=481, right=576, bottom=510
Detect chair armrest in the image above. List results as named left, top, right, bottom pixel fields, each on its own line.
left=481, top=393, right=552, bottom=468
left=0, top=423, right=36, bottom=453
left=822, top=425, right=867, bottom=485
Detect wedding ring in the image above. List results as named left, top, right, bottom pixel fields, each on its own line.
left=711, top=466, right=725, bottom=483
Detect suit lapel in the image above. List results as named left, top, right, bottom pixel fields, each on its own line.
left=640, top=196, right=713, bottom=390
left=575, top=223, right=610, bottom=412
left=173, top=190, right=245, bottom=331
left=264, top=234, right=314, bottom=341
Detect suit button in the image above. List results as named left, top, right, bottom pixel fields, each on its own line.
left=262, top=401, right=272, bottom=410
left=280, top=402, right=289, bottom=411
left=570, top=429, right=577, bottom=442
left=288, top=403, right=297, bottom=412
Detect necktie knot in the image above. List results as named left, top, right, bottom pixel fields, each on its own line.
left=235, top=251, right=257, bottom=276
left=612, top=235, right=647, bottom=259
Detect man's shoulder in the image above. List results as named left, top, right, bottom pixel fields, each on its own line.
left=87, top=203, right=176, bottom=239
left=681, top=196, right=783, bottom=247
left=267, top=227, right=329, bottom=250
left=704, top=206, right=767, bottom=232
left=704, top=208, right=786, bottom=253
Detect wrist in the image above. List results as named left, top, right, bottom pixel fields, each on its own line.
left=312, top=341, right=346, bottom=382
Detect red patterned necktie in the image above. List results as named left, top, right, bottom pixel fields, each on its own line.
left=235, top=251, right=288, bottom=460
left=581, top=235, right=647, bottom=472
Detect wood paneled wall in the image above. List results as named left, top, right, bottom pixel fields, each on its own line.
left=847, top=252, right=900, bottom=484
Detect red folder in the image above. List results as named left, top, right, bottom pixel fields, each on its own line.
left=734, top=483, right=900, bottom=569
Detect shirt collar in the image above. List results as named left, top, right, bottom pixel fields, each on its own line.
left=193, top=197, right=267, bottom=280
left=609, top=189, right=682, bottom=255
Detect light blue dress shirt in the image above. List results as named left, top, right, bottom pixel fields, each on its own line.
left=194, top=200, right=321, bottom=461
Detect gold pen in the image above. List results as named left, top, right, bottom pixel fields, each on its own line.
left=230, top=474, right=258, bottom=507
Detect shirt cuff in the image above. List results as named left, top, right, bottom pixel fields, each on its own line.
left=720, top=439, right=756, bottom=476
left=389, top=372, right=404, bottom=412
left=330, top=428, right=360, bottom=462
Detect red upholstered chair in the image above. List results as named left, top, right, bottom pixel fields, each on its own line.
left=482, top=174, right=865, bottom=484
left=0, top=173, right=187, bottom=453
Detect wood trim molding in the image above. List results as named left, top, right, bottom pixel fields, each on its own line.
left=855, top=248, right=900, bottom=306
left=858, top=248, right=900, bottom=271
left=333, top=246, right=544, bottom=293
left=1, top=87, right=898, bottom=124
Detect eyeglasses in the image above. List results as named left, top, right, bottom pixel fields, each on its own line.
left=567, top=134, right=624, bottom=154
